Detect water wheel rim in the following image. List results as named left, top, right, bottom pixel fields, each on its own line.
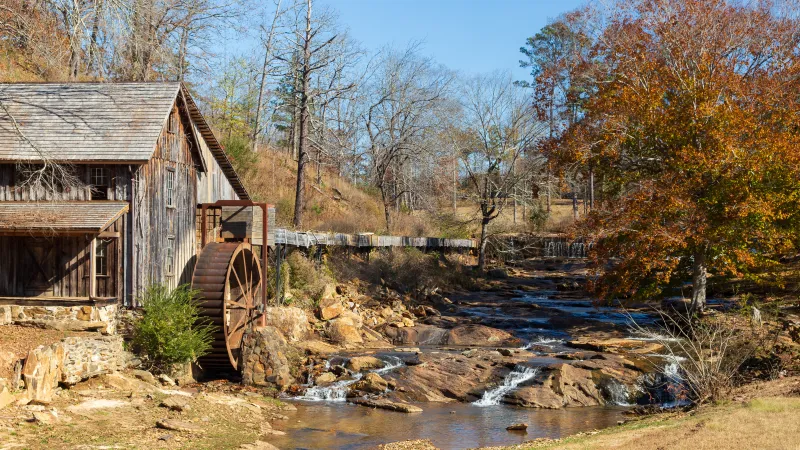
left=223, top=243, right=263, bottom=370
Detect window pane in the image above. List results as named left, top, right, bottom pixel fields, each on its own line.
left=95, top=240, right=108, bottom=276
left=166, top=171, right=175, bottom=206
left=166, top=238, right=175, bottom=276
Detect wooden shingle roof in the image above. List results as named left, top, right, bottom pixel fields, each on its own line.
left=0, top=201, right=129, bottom=232
left=0, top=82, right=249, bottom=199
left=0, top=83, right=179, bottom=161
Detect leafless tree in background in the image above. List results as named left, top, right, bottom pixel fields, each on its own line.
left=453, top=72, right=545, bottom=270
left=362, top=45, right=453, bottom=232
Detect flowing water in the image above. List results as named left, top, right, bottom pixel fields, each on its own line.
left=293, top=355, right=406, bottom=402
left=276, top=284, right=685, bottom=448
left=270, top=402, right=627, bottom=450
left=473, top=366, right=539, bottom=407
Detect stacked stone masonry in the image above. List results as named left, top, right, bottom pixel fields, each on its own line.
left=20, top=335, right=125, bottom=403
left=0, top=304, right=117, bottom=334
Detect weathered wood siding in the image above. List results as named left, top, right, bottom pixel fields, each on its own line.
left=0, top=216, right=122, bottom=298
left=130, top=100, right=198, bottom=303
left=0, top=164, right=132, bottom=201
left=194, top=121, right=239, bottom=203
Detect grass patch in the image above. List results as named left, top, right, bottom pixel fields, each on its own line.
left=513, top=396, right=800, bottom=450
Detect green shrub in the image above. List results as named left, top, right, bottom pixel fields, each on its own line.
left=529, top=201, right=549, bottom=231
left=286, top=250, right=334, bottom=307
left=132, top=284, right=216, bottom=373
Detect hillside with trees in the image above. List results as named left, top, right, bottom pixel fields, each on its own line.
left=2, top=1, right=800, bottom=448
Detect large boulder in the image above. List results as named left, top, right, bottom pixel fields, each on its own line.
left=351, top=398, right=422, bottom=413
left=0, top=351, right=18, bottom=379
left=383, top=324, right=449, bottom=346
left=0, top=380, right=14, bottom=410
left=241, top=326, right=294, bottom=389
left=350, top=372, right=389, bottom=394
left=0, top=306, right=11, bottom=325
left=505, top=363, right=604, bottom=409
left=261, top=307, right=310, bottom=342
left=318, top=298, right=344, bottom=321
left=21, top=343, right=65, bottom=403
left=567, top=337, right=664, bottom=354
left=326, top=319, right=363, bottom=345
left=346, top=356, right=384, bottom=372
left=388, top=350, right=503, bottom=402
left=445, top=324, right=520, bottom=347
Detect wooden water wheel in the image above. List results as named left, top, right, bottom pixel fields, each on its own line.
left=192, top=242, right=263, bottom=372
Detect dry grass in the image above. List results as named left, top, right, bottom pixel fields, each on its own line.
left=501, top=395, right=800, bottom=450
left=240, top=148, right=436, bottom=236
left=451, top=198, right=580, bottom=236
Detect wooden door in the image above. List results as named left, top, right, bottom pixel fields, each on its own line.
left=21, top=238, right=57, bottom=296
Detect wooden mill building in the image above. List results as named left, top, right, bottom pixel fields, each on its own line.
left=0, top=83, right=249, bottom=307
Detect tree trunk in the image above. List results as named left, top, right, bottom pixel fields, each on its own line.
left=452, top=155, right=457, bottom=214
left=177, top=27, right=188, bottom=82
left=546, top=165, right=551, bottom=213
left=478, top=217, right=489, bottom=271
left=380, top=187, right=392, bottom=232
left=292, top=0, right=312, bottom=229
left=87, top=0, right=103, bottom=75
left=252, top=0, right=281, bottom=152
left=691, top=251, right=707, bottom=311
left=572, top=191, right=578, bottom=220
left=589, top=169, right=595, bottom=210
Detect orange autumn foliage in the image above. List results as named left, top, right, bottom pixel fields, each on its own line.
left=551, top=0, right=800, bottom=305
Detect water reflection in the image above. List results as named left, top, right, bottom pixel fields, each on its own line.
left=270, top=401, right=625, bottom=449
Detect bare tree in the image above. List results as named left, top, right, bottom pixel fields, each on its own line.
left=362, top=45, right=452, bottom=232
left=273, top=0, right=353, bottom=228
left=453, top=73, right=544, bottom=270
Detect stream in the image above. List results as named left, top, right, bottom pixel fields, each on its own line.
left=272, top=276, right=682, bottom=449
left=269, top=402, right=626, bottom=450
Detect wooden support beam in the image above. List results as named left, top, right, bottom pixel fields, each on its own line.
left=89, top=237, right=97, bottom=298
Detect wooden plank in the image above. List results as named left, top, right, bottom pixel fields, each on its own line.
left=89, top=237, right=96, bottom=298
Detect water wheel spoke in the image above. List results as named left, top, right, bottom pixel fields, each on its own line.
left=243, top=251, right=251, bottom=303
left=227, top=312, right=248, bottom=337
left=231, top=258, right=246, bottom=302
left=226, top=298, right=248, bottom=309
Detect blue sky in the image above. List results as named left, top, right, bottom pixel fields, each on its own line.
left=316, top=0, right=586, bottom=80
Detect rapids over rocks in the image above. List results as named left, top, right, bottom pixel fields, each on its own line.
left=270, top=259, right=687, bottom=449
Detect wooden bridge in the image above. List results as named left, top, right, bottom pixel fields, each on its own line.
left=198, top=200, right=477, bottom=252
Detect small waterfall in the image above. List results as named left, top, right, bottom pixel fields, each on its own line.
left=636, top=355, right=690, bottom=407
left=520, top=337, right=564, bottom=350
left=294, top=355, right=406, bottom=402
left=604, top=379, right=631, bottom=406
left=473, top=366, right=539, bottom=407
left=295, top=373, right=363, bottom=402
left=374, top=355, right=405, bottom=374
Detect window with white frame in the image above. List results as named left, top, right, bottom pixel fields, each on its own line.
left=165, top=237, right=175, bottom=276
left=95, top=239, right=109, bottom=276
left=165, top=169, right=175, bottom=207
left=90, top=167, right=109, bottom=200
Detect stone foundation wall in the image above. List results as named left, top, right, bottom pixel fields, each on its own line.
left=0, top=304, right=118, bottom=334
left=241, top=326, right=294, bottom=390
left=21, top=335, right=126, bottom=403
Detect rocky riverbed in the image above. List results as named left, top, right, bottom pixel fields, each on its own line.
left=0, top=258, right=686, bottom=449
left=256, top=258, right=685, bottom=448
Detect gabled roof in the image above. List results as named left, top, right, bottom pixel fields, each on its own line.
left=0, top=83, right=179, bottom=161
left=0, top=201, right=129, bottom=233
left=0, top=82, right=249, bottom=199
